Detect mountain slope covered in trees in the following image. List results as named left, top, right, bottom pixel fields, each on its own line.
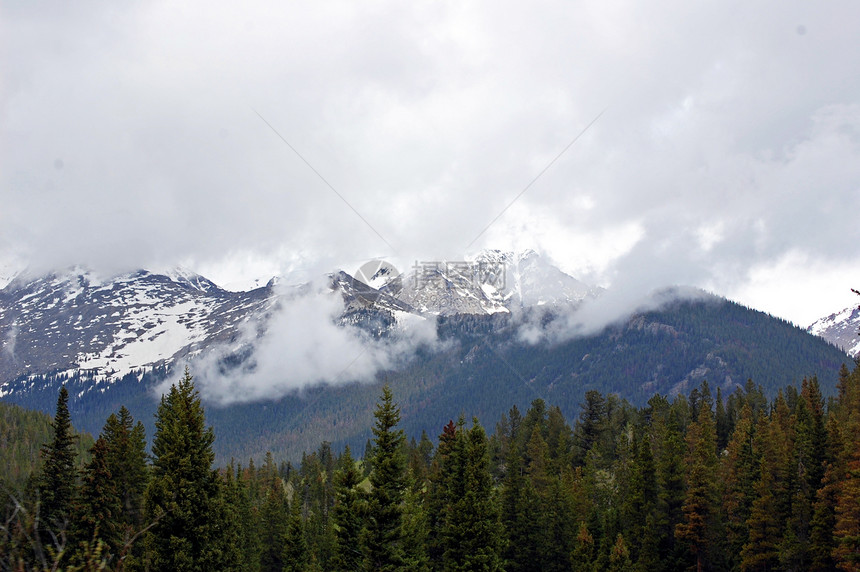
left=1, top=295, right=849, bottom=463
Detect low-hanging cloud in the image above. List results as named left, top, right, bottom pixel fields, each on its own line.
left=163, top=278, right=440, bottom=404
left=515, top=285, right=714, bottom=347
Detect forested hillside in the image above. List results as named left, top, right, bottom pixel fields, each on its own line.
left=4, top=364, right=860, bottom=570
left=1, top=297, right=849, bottom=464
left=0, top=401, right=93, bottom=490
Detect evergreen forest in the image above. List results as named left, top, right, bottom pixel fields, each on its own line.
left=3, top=362, right=860, bottom=571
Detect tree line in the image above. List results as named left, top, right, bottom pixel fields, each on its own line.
left=3, top=363, right=860, bottom=571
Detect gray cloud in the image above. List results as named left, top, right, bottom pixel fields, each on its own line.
left=3, top=0, right=860, bottom=328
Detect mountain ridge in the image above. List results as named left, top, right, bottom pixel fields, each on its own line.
left=1, top=254, right=853, bottom=463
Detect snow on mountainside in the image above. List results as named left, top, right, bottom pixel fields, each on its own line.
left=0, top=250, right=596, bottom=395
left=477, top=249, right=597, bottom=309
left=0, top=261, right=21, bottom=291
left=808, top=304, right=860, bottom=357
left=0, top=268, right=278, bottom=392
left=396, top=250, right=596, bottom=316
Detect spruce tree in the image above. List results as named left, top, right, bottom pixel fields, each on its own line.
left=675, top=402, right=720, bottom=572
left=144, top=367, right=238, bottom=571
left=426, top=419, right=458, bottom=565
left=224, top=464, right=261, bottom=572
left=332, top=446, right=365, bottom=572
left=102, top=406, right=148, bottom=531
left=283, top=491, right=309, bottom=572
left=833, top=363, right=860, bottom=571
left=721, top=403, right=757, bottom=570
left=443, top=420, right=504, bottom=571
left=573, top=390, right=607, bottom=466
left=361, top=384, right=407, bottom=571
left=571, top=521, right=595, bottom=572
left=37, top=386, right=79, bottom=542
left=259, top=478, right=288, bottom=572
left=69, top=436, right=121, bottom=563
left=740, top=411, right=791, bottom=571
left=400, top=478, right=430, bottom=572
left=654, top=406, right=686, bottom=570
left=607, top=533, right=632, bottom=572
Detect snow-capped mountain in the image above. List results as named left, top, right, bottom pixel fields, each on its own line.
left=0, top=250, right=596, bottom=394
left=396, top=250, right=597, bottom=316
left=478, top=249, right=597, bottom=309
left=0, top=268, right=278, bottom=392
left=808, top=304, right=860, bottom=357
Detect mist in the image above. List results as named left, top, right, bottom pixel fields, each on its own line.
left=163, top=277, right=440, bottom=404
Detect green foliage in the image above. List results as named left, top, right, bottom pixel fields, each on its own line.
left=283, top=491, right=309, bottom=572
left=259, top=478, right=288, bottom=572
left=332, top=446, right=366, bottom=571
left=37, top=386, right=79, bottom=537
left=102, top=406, right=149, bottom=531
left=0, top=400, right=89, bottom=489
left=144, top=367, right=239, bottom=571
left=675, top=401, right=720, bottom=570
left=69, top=436, right=122, bottom=563
left=362, top=384, right=407, bottom=571
left=441, top=419, right=504, bottom=571
left=6, top=361, right=860, bottom=571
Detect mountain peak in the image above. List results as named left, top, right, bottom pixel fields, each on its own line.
left=808, top=304, right=860, bottom=357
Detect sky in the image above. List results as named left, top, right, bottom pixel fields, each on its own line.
left=3, top=0, right=860, bottom=328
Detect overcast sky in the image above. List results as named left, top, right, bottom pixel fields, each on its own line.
left=3, top=0, right=860, bottom=327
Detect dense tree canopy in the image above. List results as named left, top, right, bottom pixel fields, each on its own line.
left=4, top=362, right=860, bottom=571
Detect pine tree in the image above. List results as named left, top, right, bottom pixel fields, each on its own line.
left=833, top=364, right=860, bottom=571
left=623, top=433, right=658, bottom=567
left=361, top=384, right=407, bottom=571
left=501, top=422, right=547, bottom=572
left=225, top=464, right=261, bottom=572
left=283, top=492, right=309, bottom=572
left=443, top=420, right=504, bottom=571
left=721, top=403, right=757, bottom=570
left=740, top=411, right=791, bottom=571
left=809, top=459, right=840, bottom=571
left=571, top=521, right=595, bottom=572
left=608, top=533, right=633, bottom=572
left=779, top=383, right=826, bottom=570
left=69, top=437, right=121, bottom=563
left=715, top=387, right=731, bottom=451
left=102, top=406, right=148, bottom=531
left=37, top=386, right=79, bottom=544
left=427, top=419, right=458, bottom=566
left=573, top=390, right=607, bottom=466
left=144, top=367, right=239, bottom=571
left=741, top=461, right=782, bottom=570
left=259, top=478, right=288, bottom=572
left=400, top=477, right=430, bottom=572
left=653, top=406, right=686, bottom=571
left=542, top=471, right=578, bottom=572
left=675, top=401, right=720, bottom=572
left=332, top=446, right=365, bottom=572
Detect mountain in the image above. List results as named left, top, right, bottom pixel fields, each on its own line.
left=0, top=251, right=593, bottom=392
left=0, top=254, right=852, bottom=464
left=0, top=267, right=278, bottom=391
left=396, top=250, right=597, bottom=315
left=808, top=304, right=860, bottom=357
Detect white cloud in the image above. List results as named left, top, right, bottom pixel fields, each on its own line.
left=163, top=278, right=440, bottom=404
left=3, top=0, right=860, bottom=328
